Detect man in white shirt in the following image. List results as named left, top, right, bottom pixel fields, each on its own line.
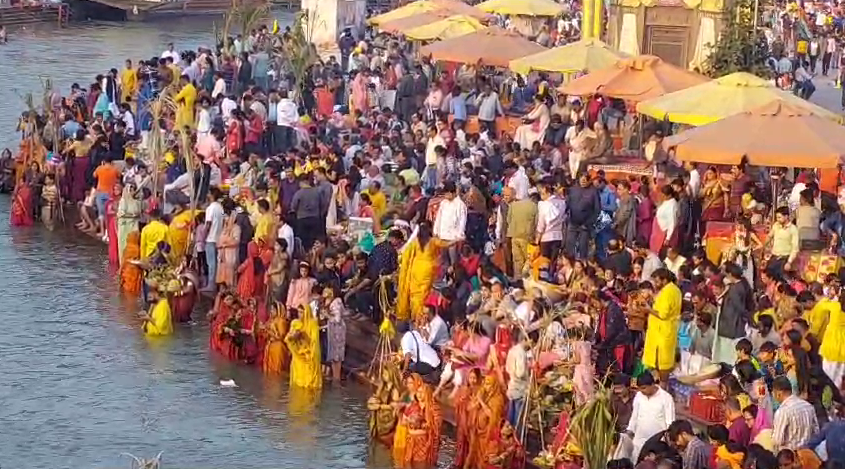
left=276, top=214, right=295, bottom=257
left=536, top=180, right=565, bottom=262
left=506, top=162, right=530, bottom=200
left=399, top=322, right=441, bottom=377
left=276, top=89, right=299, bottom=152
left=424, top=125, right=445, bottom=189
left=433, top=181, right=467, bottom=265
left=422, top=306, right=449, bottom=350
left=636, top=242, right=665, bottom=282
left=160, top=42, right=179, bottom=62
left=684, top=161, right=701, bottom=199
left=211, top=72, right=226, bottom=99
left=625, top=373, right=675, bottom=462
left=506, top=334, right=530, bottom=428
left=202, top=187, right=226, bottom=293
left=221, top=95, right=238, bottom=123
left=196, top=97, right=212, bottom=139
left=119, top=103, right=136, bottom=139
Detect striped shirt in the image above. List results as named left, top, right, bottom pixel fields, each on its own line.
left=773, top=395, right=819, bottom=451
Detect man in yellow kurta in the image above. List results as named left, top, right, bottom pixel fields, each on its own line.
left=253, top=199, right=275, bottom=245
left=142, top=289, right=174, bottom=336
left=140, top=209, right=170, bottom=260
left=120, top=59, right=137, bottom=104
left=366, top=181, right=387, bottom=223
left=174, top=75, right=197, bottom=130
left=820, top=298, right=845, bottom=388
left=643, top=268, right=682, bottom=382
left=803, top=288, right=834, bottom=340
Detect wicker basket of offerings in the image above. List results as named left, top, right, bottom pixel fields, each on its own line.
left=676, top=363, right=722, bottom=385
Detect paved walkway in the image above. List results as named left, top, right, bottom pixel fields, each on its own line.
left=809, top=67, right=844, bottom=112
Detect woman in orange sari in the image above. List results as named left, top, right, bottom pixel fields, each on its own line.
left=465, top=374, right=507, bottom=469
left=485, top=421, right=525, bottom=469
left=396, top=374, right=442, bottom=468
left=119, top=231, right=143, bottom=295
left=209, top=292, right=236, bottom=354
left=453, top=368, right=482, bottom=469
left=262, top=302, right=288, bottom=374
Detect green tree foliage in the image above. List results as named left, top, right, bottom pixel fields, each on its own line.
left=703, top=0, right=772, bottom=78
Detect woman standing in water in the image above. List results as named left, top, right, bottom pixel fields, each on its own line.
left=285, top=304, right=322, bottom=389
left=116, top=183, right=142, bottom=264
left=105, top=182, right=122, bottom=267
left=262, top=302, right=288, bottom=374
left=216, top=210, right=241, bottom=288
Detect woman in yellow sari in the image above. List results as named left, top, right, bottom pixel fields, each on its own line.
left=141, top=288, right=174, bottom=336
left=168, top=203, right=196, bottom=261
left=262, top=302, right=289, bottom=374
left=465, top=374, right=507, bottom=468
left=285, top=304, right=322, bottom=389
left=120, top=231, right=143, bottom=295
left=396, top=221, right=451, bottom=322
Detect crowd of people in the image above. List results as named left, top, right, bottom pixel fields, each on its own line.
left=6, top=4, right=845, bottom=468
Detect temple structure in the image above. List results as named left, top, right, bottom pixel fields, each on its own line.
left=605, top=0, right=732, bottom=69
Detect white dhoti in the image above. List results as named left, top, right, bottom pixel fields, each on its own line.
left=823, top=359, right=845, bottom=387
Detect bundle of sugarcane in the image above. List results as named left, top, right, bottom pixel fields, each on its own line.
left=568, top=389, right=616, bottom=469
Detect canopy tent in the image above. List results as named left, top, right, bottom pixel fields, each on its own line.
left=476, top=0, right=564, bottom=16
left=557, top=55, right=709, bottom=102
left=636, top=72, right=843, bottom=126
left=662, top=100, right=845, bottom=169
left=403, top=15, right=486, bottom=41
left=378, top=11, right=452, bottom=34
left=509, top=38, right=626, bottom=75
left=368, top=0, right=489, bottom=26
left=419, top=26, right=546, bottom=67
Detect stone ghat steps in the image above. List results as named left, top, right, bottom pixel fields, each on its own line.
left=0, top=3, right=67, bottom=26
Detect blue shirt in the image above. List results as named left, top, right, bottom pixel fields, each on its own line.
left=599, top=185, right=618, bottom=213
left=805, top=420, right=845, bottom=463
left=450, top=94, right=467, bottom=121
left=62, top=121, right=81, bottom=139
left=678, top=320, right=693, bottom=350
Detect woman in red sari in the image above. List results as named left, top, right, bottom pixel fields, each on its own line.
left=209, top=292, right=236, bottom=354
left=226, top=109, right=245, bottom=160
left=105, top=182, right=122, bottom=268
left=453, top=368, right=482, bottom=469
left=238, top=299, right=259, bottom=364
left=486, top=421, right=525, bottom=469
left=395, top=374, right=442, bottom=468
left=10, top=179, right=33, bottom=226
left=237, top=241, right=264, bottom=300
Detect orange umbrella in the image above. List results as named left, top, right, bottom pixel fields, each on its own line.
left=557, top=55, right=709, bottom=102
left=663, top=100, right=845, bottom=168
left=378, top=11, right=454, bottom=34
left=419, top=26, right=546, bottom=67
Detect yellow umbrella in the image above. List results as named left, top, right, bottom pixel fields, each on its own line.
left=368, top=0, right=489, bottom=25
left=404, top=15, right=486, bottom=41
left=509, top=38, right=626, bottom=75
left=368, top=1, right=438, bottom=26
left=476, top=0, right=564, bottom=16
left=637, top=71, right=843, bottom=126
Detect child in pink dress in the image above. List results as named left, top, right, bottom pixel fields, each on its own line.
left=572, top=340, right=595, bottom=405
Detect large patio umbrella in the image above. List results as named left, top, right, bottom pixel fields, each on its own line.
left=476, top=0, right=564, bottom=16
left=637, top=72, right=843, bottom=125
left=378, top=11, right=452, bottom=34
left=662, top=100, right=845, bottom=168
left=403, top=15, right=486, bottom=41
left=368, top=0, right=489, bottom=26
left=557, top=55, right=709, bottom=102
left=509, top=38, right=626, bottom=75
left=419, top=26, right=546, bottom=67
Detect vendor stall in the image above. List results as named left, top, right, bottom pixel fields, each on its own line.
left=509, top=38, right=627, bottom=77
left=636, top=71, right=843, bottom=126
left=476, top=0, right=565, bottom=36
left=558, top=55, right=709, bottom=102
left=663, top=100, right=845, bottom=168
left=403, top=14, right=486, bottom=41
left=367, top=0, right=490, bottom=26
left=419, top=26, right=546, bottom=67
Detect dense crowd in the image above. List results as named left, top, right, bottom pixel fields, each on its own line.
left=6, top=6, right=845, bottom=469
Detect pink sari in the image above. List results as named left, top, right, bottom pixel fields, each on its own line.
left=106, top=197, right=120, bottom=267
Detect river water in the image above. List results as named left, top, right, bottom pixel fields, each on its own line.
left=0, top=16, right=424, bottom=469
